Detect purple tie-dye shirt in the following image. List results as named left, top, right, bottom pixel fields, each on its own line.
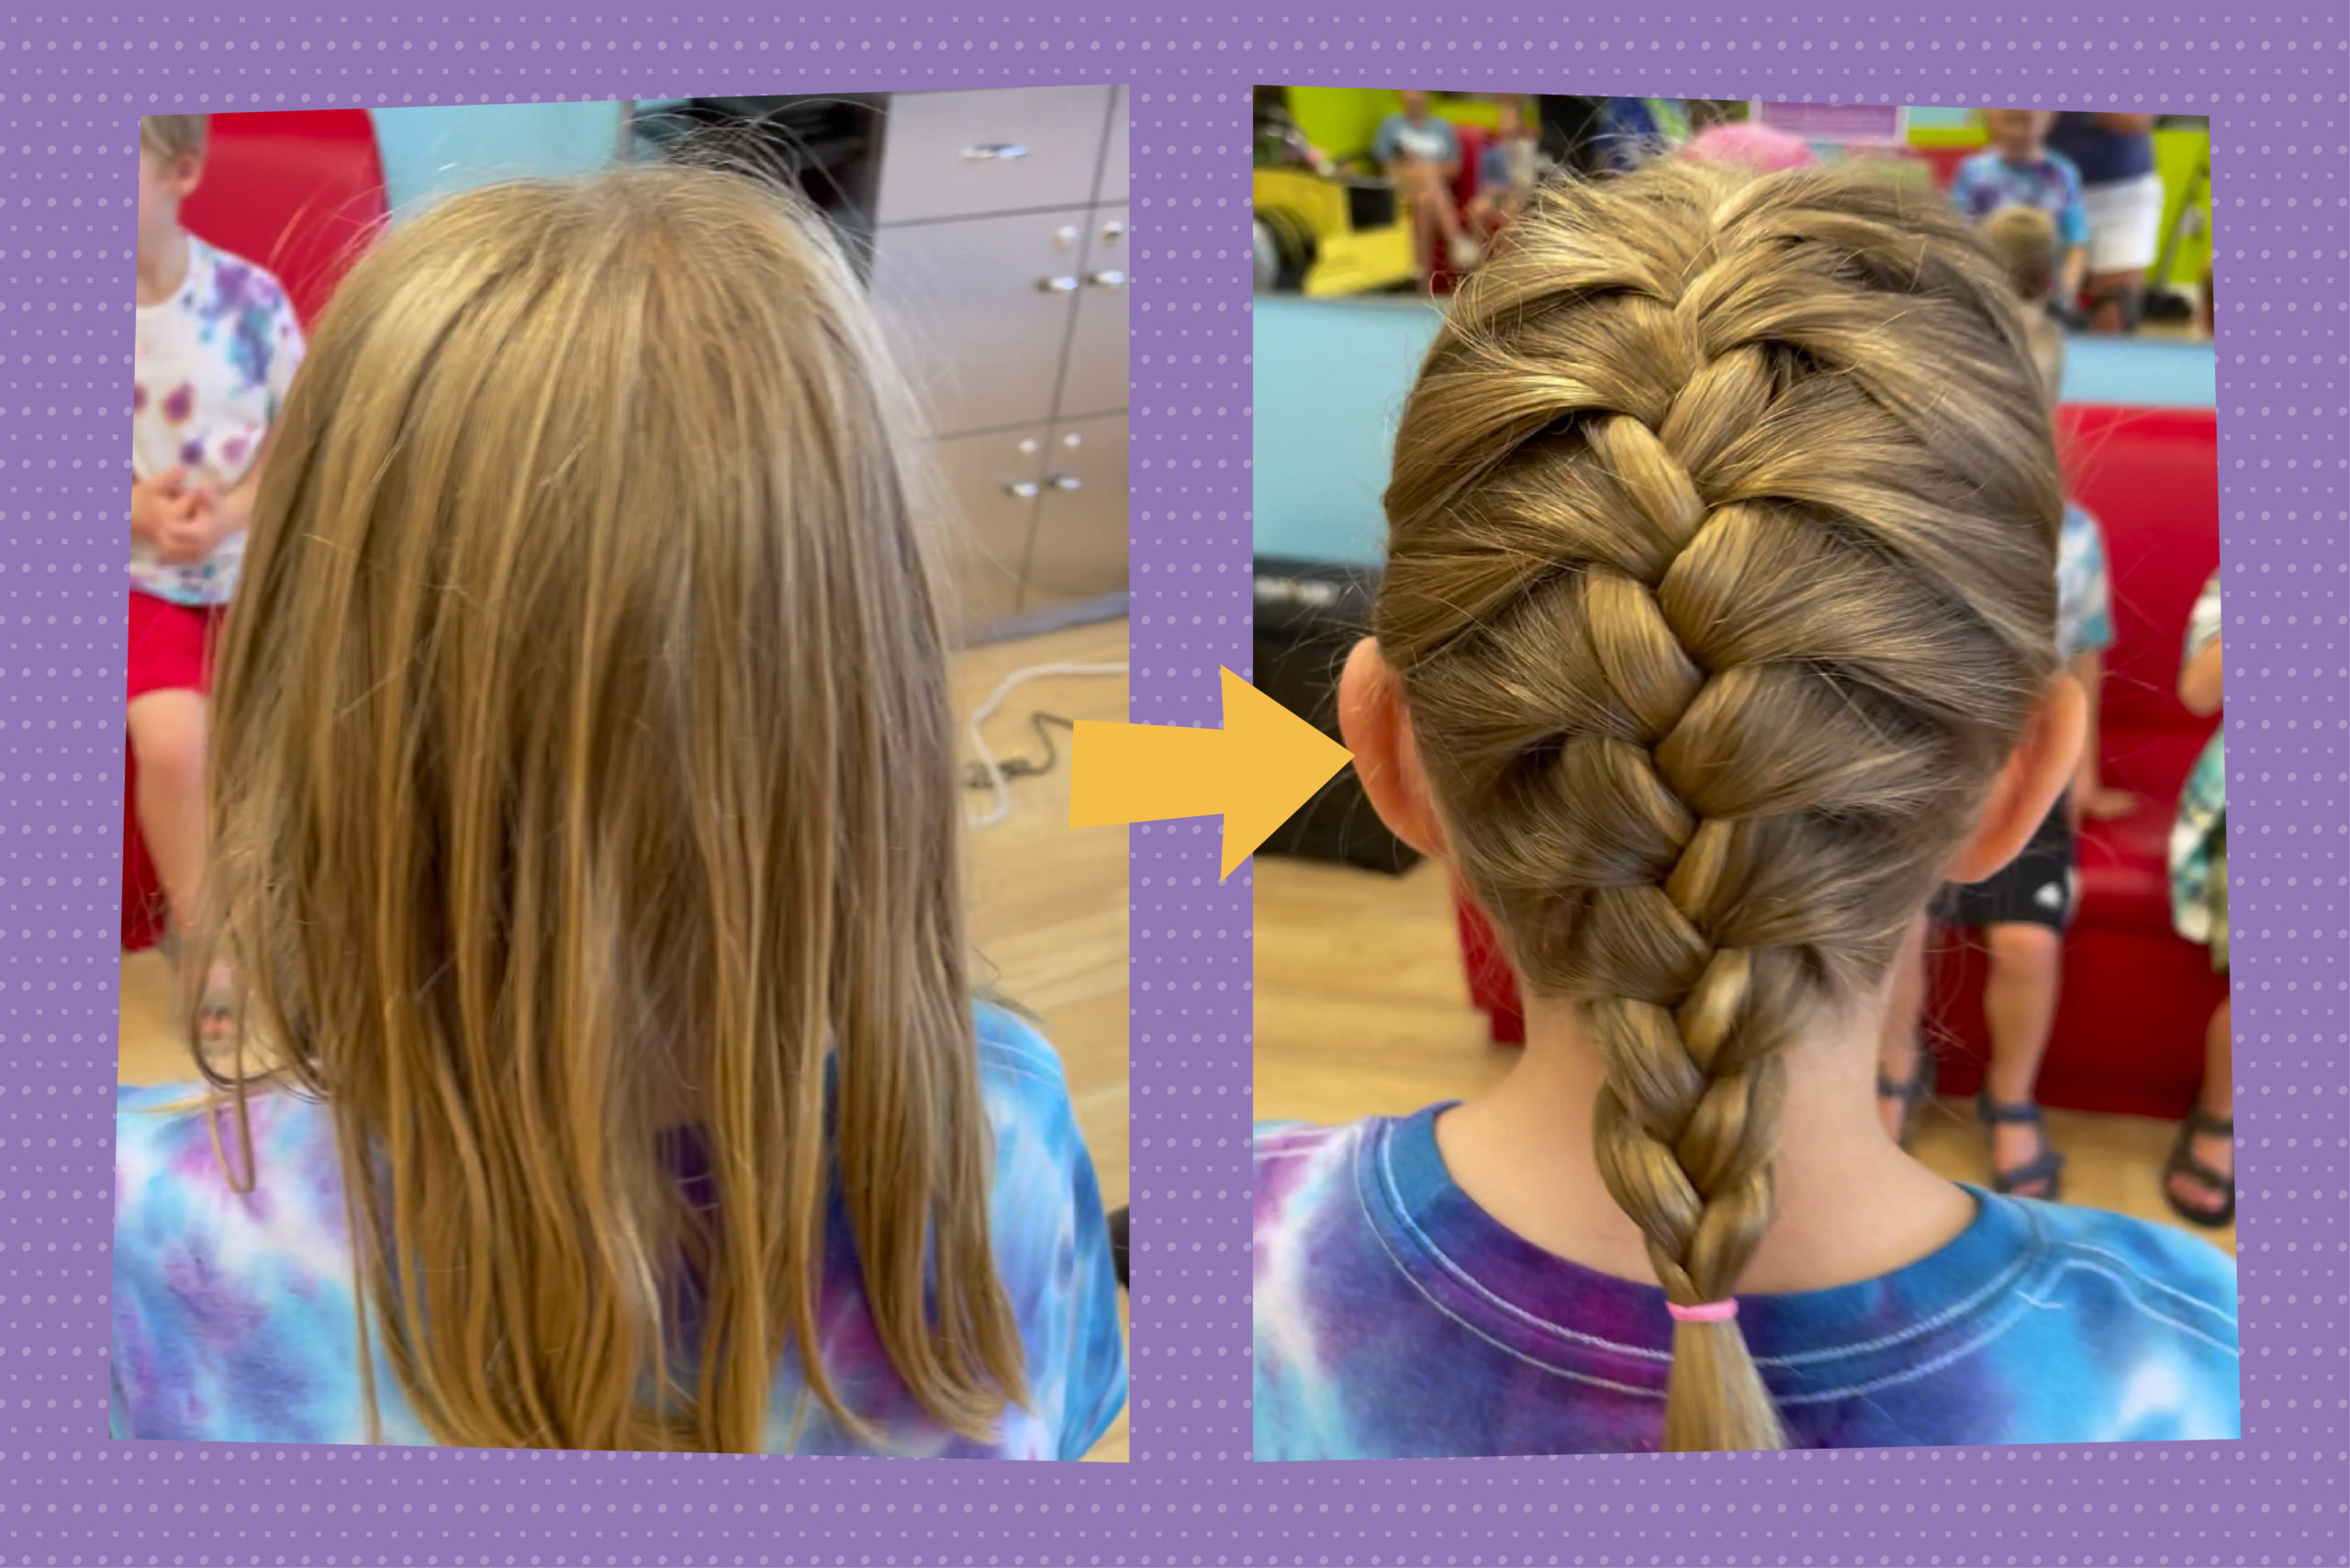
left=112, top=1004, right=1125, bottom=1458
left=1253, top=1105, right=2239, bottom=1459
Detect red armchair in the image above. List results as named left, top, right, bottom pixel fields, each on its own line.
left=124, top=111, right=389, bottom=954
left=1455, top=402, right=2224, bottom=1119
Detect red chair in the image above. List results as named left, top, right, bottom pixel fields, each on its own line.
left=125, top=112, right=389, bottom=954
left=1453, top=403, right=2223, bottom=1119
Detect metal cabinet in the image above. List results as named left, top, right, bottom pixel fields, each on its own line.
left=1057, top=206, right=1130, bottom=420
left=875, top=86, right=1115, bottom=224
left=869, top=210, right=1097, bottom=438
left=932, top=428, right=1050, bottom=628
left=1017, top=414, right=1129, bottom=614
left=869, top=84, right=1130, bottom=638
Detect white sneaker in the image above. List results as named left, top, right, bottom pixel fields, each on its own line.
left=1448, top=233, right=1483, bottom=272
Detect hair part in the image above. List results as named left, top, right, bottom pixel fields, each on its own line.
left=196, top=164, right=1026, bottom=1452
left=1377, top=160, right=2061, bottom=1451
left=140, top=114, right=209, bottom=164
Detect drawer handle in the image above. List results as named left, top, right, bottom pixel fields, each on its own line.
left=1086, top=270, right=1126, bottom=290
left=1036, top=275, right=1080, bottom=295
left=1004, top=480, right=1041, bottom=499
left=1047, top=474, right=1083, bottom=494
left=962, top=142, right=1030, bottom=162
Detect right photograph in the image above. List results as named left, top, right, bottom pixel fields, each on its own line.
left=1249, top=90, right=2236, bottom=1458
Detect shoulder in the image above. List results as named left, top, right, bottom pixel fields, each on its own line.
left=115, top=1084, right=340, bottom=1235
left=1252, top=1117, right=1373, bottom=1241
left=196, top=239, right=296, bottom=316
left=971, top=1002, right=1091, bottom=1180
left=2023, top=1200, right=2238, bottom=1340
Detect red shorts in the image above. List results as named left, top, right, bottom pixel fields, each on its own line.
left=127, top=589, right=223, bottom=704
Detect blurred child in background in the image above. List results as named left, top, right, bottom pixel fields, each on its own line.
left=1878, top=228, right=2131, bottom=1194
left=129, top=113, right=305, bottom=1035
left=1952, top=110, right=2090, bottom=309
left=2165, top=574, right=2231, bottom=1226
left=1375, top=91, right=1481, bottom=275
left=1466, top=97, right=1541, bottom=244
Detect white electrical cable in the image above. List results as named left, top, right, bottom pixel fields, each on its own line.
left=965, top=660, right=1130, bottom=829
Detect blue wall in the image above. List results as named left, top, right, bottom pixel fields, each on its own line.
left=1253, top=294, right=2218, bottom=566
left=368, top=103, right=626, bottom=220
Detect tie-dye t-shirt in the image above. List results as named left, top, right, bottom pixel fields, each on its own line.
left=1253, top=1107, right=2239, bottom=1460
left=112, top=1004, right=1126, bottom=1458
left=130, top=236, right=305, bottom=608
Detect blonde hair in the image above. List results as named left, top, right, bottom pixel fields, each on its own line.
left=1981, top=203, right=2061, bottom=304
left=196, top=166, right=1025, bottom=1452
left=2025, top=312, right=2068, bottom=408
left=140, top=114, right=209, bottom=163
left=1376, top=161, right=2061, bottom=1450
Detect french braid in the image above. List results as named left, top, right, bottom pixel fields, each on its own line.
left=1377, top=160, right=2064, bottom=1451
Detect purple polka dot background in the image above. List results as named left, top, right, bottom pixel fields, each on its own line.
left=4, top=6, right=2343, bottom=1563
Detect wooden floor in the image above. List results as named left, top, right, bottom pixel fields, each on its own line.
left=118, top=619, right=1133, bottom=1461
left=1255, top=854, right=2236, bottom=1258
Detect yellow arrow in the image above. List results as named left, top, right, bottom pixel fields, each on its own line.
left=1069, top=666, right=1354, bottom=881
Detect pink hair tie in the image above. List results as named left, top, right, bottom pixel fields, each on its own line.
left=1667, top=1299, right=1739, bottom=1324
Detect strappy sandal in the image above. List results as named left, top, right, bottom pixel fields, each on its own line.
left=1876, top=1040, right=1937, bottom=1148
left=1977, top=1090, right=2065, bottom=1201
left=2163, top=1108, right=2235, bottom=1229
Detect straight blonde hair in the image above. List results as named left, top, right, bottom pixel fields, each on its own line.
left=1377, top=161, right=2062, bottom=1450
left=195, top=165, right=1026, bottom=1452
left=140, top=114, right=209, bottom=163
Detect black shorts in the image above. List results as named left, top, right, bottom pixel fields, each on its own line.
left=1932, top=797, right=2076, bottom=933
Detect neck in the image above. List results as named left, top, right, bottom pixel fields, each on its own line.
left=137, top=227, right=191, bottom=308
left=1433, top=984, right=1973, bottom=1296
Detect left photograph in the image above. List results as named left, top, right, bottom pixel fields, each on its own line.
left=116, top=92, right=1132, bottom=1459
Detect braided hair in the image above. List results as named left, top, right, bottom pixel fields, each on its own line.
left=1377, top=160, right=2064, bottom=1451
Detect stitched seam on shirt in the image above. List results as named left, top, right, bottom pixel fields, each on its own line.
left=1369, top=1126, right=2043, bottom=1372
left=2049, top=1239, right=2239, bottom=1330
left=2036, top=1258, right=2241, bottom=1360
left=1348, top=1137, right=1667, bottom=1400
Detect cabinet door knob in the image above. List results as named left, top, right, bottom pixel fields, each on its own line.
left=962, top=142, right=1030, bottom=161
left=1085, top=270, right=1126, bottom=290
left=1036, top=275, right=1080, bottom=295
left=1004, top=480, right=1040, bottom=499
left=1047, top=474, right=1083, bottom=493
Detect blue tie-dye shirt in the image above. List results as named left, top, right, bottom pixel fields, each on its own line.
left=1253, top=1106, right=2239, bottom=1460
left=112, top=1004, right=1126, bottom=1458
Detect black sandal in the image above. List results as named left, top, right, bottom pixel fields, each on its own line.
left=1107, top=1204, right=1129, bottom=1290
left=1876, top=1041, right=1938, bottom=1148
left=1977, top=1090, right=2065, bottom=1200
left=2163, top=1109, right=2235, bottom=1229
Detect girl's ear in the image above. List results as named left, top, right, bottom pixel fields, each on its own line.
left=1337, top=636, right=1448, bottom=860
left=1948, top=669, right=2088, bottom=883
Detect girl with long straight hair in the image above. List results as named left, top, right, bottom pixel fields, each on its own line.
left=111, top=166, right=1126, bottom=1458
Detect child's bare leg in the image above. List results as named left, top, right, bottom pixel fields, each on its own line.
left=1982, top=922, right=2063, bottom=1192
left=2168, top=997, right=2234, bottom=1215
left=1876, top=917, right=1929, bottom=1142
left=1387, top=161, right=1438, bottom=274
left=128, top=689, right=208, bottom=930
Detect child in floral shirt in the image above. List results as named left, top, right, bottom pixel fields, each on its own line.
left=129, top=114, right=304, bottom=1020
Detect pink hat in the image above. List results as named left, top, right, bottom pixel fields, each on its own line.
left=1682, top=123, right=1818, bottom=174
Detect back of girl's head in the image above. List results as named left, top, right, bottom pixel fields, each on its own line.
left=1377, top=159, right=2061, bottom=1450
left=1981, top=202, right=2061, bottom=304
left=204, top=164, right=1023, bottom=1451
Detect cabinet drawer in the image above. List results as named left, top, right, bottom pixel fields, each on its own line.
left=931, top=427, right=1047, bottom=632
left=1058, top=205, right=1130, bottom=419
left=876, top=86, right=1113, bottom=224
left=870, top=212, right=1092, bottom=437
left=1019, top=413, right=1129, bottom=610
